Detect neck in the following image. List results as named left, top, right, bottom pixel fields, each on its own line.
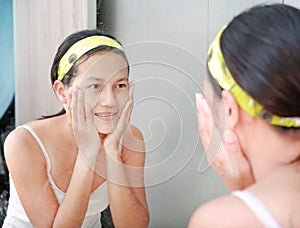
left=238, top=118, right=300, bottom=182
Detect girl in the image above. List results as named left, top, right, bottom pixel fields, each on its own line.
left=3, top=29, right=149, bottom=227
left=190, top=4, right=300, bottom=228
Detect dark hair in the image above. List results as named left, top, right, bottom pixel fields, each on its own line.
left=224, top=4, right=300, bottom=116
left=208, top=4, right=300, bottom=127
left=41, top=29, right=129, bottom=119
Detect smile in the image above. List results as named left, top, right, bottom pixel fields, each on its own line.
left=95, top=112, right=118, bottom=121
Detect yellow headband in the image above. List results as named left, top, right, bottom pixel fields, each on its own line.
left=207, top=27, right=300, bottom=128
left=57, top=35, right=125, bottom=81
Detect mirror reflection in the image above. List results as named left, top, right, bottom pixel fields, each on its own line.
left=1, top=0, right=298, bottom=227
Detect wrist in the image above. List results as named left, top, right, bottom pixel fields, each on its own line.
left=78, top=148, right=99, bottom=168
left=105, top=147, right=123, bottom=163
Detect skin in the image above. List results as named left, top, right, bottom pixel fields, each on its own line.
left=4, top=51, right=149, bottom=227
left=188, top=73, right=300, bottom=227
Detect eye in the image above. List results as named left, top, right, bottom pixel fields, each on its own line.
left=89, top=84, right=101, bottom=90
left=115, top=82, right=128, bottom=89
left=84, top=83, right=103, bottom=94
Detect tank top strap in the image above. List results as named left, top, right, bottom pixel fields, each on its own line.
left=17, top=125, right=51, bottom=175
left=231, top=190, right=282, bottom=228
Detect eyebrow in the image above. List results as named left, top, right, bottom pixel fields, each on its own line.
left=115, top=77, right=129, bottom=82
left=84, top=77, right=105, bottom=83
left=84, top=76, right=128, bottom=84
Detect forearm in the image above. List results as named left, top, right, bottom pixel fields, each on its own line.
left=108, top=184, right=149, bottom=228
left=106, top=152, right=149, bottom=228
left=52, top=152, right=95, bottom=227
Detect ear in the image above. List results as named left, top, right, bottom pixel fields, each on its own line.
left=221, top=90, right=240, bottom=129
left=53, top=80, right=68, bottom=104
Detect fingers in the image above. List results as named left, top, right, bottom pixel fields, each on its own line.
left=218, top=129, right=255, bottom=191
left=196, top=93, right=224, bottom=171
left=70, top=87, right=90, bottom=131
left=77, top=88, right=85, bottom=129
left=195, top=92, right=254, bottom=190
left=71, top=87, right=78, bottom=128
left=67, top=87, right=73, bottom=118
left=114, top=82, right=135, bottom=139
left=223, top=129, right=255, bottom=185
left=85, top=104, right=93, bottom=126
left=105, top=82, right=135, bottom=151
left=195, top=93, right=213, bottom=150
left=128, top=81, right=135, bottom=101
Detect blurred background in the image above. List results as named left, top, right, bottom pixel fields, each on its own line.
left=1, top=0, right=299, bottom=227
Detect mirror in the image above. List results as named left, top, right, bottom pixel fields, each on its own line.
left=95, top=0, right=283, bottom=227
left=2, top=0, right=291, bottom=227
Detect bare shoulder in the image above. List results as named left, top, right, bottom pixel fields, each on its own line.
left=188, top=194, right=262, bottom=228
left=4, top=123, right=46, bottom=171
left=5, top=125, right=35, bottom=156
left=122, top=124, right=145, bottom=165
left=123, top=124, right=145, bottom=151
left=124, top=124, right=144, bottom=141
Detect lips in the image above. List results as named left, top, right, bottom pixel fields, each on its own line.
left=95, top=112, right=118, bottom=121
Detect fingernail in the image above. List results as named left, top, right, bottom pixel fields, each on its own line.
left=223, top=129, right=237, bottom=144
left=195, top=93, right=209, bottom=113
left=195, top=93, right=203, bottom=102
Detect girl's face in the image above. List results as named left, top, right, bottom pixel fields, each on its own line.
left=72, top=51, right=129, bottom=134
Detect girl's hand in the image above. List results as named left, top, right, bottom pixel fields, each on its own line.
left=196, top=93, right=255, bottom=191
left=103, top=81, right=134, bottom=157
left=67, top=87, right=100, bottom=165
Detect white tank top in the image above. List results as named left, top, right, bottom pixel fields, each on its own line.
left=232, top=190, right=282, bottom=228
left=3, top=125, right=109, bottom=227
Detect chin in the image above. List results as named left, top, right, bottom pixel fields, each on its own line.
left=97, top=127, right=113, bottom=134
left=94, top=118, right=118, bottom=135
left=97, top=122, right=118, bottom=135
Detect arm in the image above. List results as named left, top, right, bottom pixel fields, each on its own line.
left=106, top=125, right=149, bottom=228
left=4, top=88, right=101, bottom=227
left=52, top=152, right=96, bottom=227
left=4, top=130, right=96, bottom=228
left=53, top=87, right=101, bottom=227
left=102, top=82, right=149, bottom=228
left=4, top=129, right=60, bottom=227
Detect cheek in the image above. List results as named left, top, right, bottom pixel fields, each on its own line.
left=115, top=89, right=129, bottom=107
left=83, top=92, right=98, bottom=107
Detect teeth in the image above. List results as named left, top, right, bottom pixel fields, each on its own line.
left=97, top=113, right=113, bottom=117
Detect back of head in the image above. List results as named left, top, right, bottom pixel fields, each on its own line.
left=221, top=4, right=300, bottom=118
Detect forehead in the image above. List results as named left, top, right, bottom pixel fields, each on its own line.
left=75, top=51, right=128, bottom=83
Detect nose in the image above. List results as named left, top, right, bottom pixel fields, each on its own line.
left=96, top=87, right=116, bottom=108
